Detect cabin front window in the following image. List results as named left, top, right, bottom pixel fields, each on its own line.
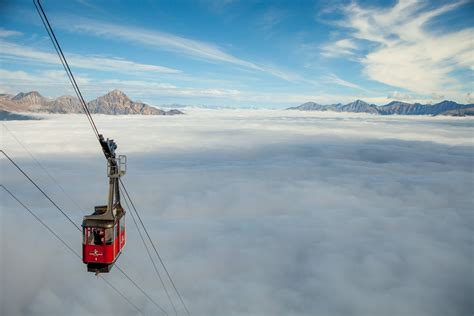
left=88, top=227, right=105, bottom=245
left=85, top=227, right=113, bottom=245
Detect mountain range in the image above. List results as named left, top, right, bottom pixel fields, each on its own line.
left=0, top=90, right=183, bottom=115
left=287, top=100, right=474, bottom=116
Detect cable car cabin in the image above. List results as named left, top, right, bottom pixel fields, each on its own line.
left=83, top=205, right=125, bottom=273
left=83, top=135, right=126, bottom=274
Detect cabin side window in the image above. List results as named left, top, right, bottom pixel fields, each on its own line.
left=83, top=228, right=87, bottom=244
left=120, top=218, right=125, bottom=233
left=105, top=228, right=113, bottom=245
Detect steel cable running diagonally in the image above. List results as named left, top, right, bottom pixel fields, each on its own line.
left=120, top=185, right=180, bottom=316
left=31, top=0, right=191, bottom=314
left=0, top=184, right=144, bottom=315
left=0, top=150, right=168, bottom=315
left=120, top=180, right=191, bottom=316
left=33, top=0, right=99, bottom=141
left=1, top=149, right=81, bottom=231
left=2, top=123, right=84, bottom=214
left=3, top=123, right=179, bottom=315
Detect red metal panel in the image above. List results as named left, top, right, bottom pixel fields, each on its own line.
left=120, top=228, right=126, bottom=251
left=83, top=244, right=115, bottom=264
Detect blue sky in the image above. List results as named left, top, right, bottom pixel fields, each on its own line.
left=0, top=0, right=473, bottom=107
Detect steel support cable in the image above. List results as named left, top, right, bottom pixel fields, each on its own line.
left=33, top=0, right=100, bottom=140
left=114, top=265, right=168, bottom=315
left=1, top=150, right=168, bottom=315
left=34, top=0, right=98, bottom=138
left=119, top=179, right=191, bottom=316
left=0, top=184, right=144, bottom=316
left=33, top=0, right=99, bottom=140
left=32, top=12, right=98, bottom=142
left=120, top=185, right=179, bottom=316
left=33, top=4, right=97, bottom=141
left=2, top=123, right=84, bottom=213
left=1, top=149, right=81, bottom=231
left=97, top=275, right=144, bottom=315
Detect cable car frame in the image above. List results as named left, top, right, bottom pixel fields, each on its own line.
left=82, top=135, right=127, bottom=274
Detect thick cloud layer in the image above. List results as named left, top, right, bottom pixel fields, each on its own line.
left=1, top=110, right=473, bottom=315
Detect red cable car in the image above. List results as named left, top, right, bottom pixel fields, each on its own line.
left=83, top=135, right=126, bottom=274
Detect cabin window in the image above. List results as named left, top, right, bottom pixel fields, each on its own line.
left=120, top=218, right=125, bottom=233
left=88, top=227, right=105, bottom=245
left=105, top=228, right=113, bottom=245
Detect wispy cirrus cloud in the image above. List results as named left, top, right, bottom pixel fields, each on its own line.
left=0, top=68, right=241, bottom=101
left=66, top=18, right=261, bottom=68
left=0, top=69, right=91, bottom=95
left=321, top=38, right=358, bottom=58
left=62, top=17, right=303, bottom=82
left=322, top=0, right=473, bottom=96
left=101, top=79, right=241, bottom=99
left=0, top=28, right=22, bottom=38
left=260, top=8, right=287, bottom=32
left=324, top=73, right=366, bottom=91
left=0, top=69, right=90, bottom=85
left=0, top=39, right=181, bottom=74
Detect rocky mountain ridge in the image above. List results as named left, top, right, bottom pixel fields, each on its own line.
left=288, top=99, right=474, bottom=116
left=0, top=90, right=183, bottom=115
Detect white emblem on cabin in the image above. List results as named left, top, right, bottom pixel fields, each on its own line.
left=90, top=249, right=103, bottom=260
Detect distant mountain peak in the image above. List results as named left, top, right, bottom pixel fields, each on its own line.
left=0, top=90, right=184, bottom=116
left=11, top=91, right=46, bottom=107
left=351, top=99, right=368, bottom=105
left=386, top=100, right=411, bottom=106
left=288, top=99, right=473, bottom=116
left=105, top=89, right=128, bottom=98
left=13, top=91, right=43, bottom=100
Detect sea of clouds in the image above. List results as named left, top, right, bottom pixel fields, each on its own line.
left=1, top=109, right=473, bottom=315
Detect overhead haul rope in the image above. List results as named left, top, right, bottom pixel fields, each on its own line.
left=33, top=0, right=190, bottom=314
left=120, top=180, right=191, bottom=316
left=2, top=123, right=84, bottom=213
left=0, top=184, right=144, bottom=315
left=33, top=0, right=99, bottom=141
left=120, top=185, right=180, bottom=316
left=1, top=149, right=81, bottom=230
left=0, top=150, right=168, bottom=315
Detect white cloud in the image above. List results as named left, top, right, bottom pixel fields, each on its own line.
left=62, top=17, right=302, bottom=82
left=324, top=73, right=365, bottom=91
left=67, top=18, right=262, bottom=69
left=0, top=69, right=241, bottom=101
left=98, top=79, right=242, bottom=99
left=0, top=39, right=181, bottom=74
left=0, top=28, right=22, bottom=38
left=321, top=39, right=358, bottom=57
left=429, top=93, right=445, bottom=100
left=0, top=69, right=91, bottom=89
left=1, top=111, right=473, bottom=315
left=466, top=92, right=474, bottom=103
left=387, top=91, right=413, bottom=100
left=324, top=0, right=473, bottom=96
left=261, top=8, right=287, bottom=32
